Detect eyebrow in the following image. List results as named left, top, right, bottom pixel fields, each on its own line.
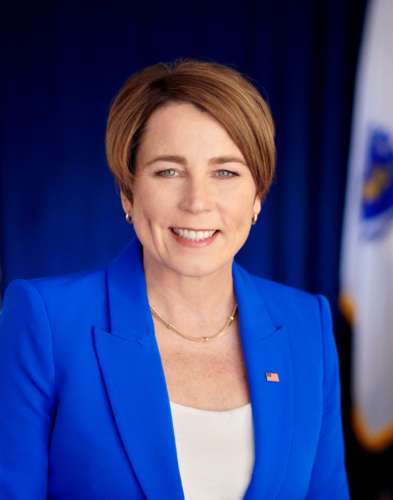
left=145, top=155, right=187, bottom=166
left=145, top=155, right=247, bottom=167
left=209, top=156, right=248, bottom=167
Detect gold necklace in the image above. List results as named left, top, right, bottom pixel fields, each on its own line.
left=149, top=303, right=238, bottom=342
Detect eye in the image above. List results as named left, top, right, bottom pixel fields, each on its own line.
left=216, top=170, right=237, bottom=178
left=157, top=169, right=178, bottom=177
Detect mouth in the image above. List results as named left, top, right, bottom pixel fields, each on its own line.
left=171, top=228, right=217, bottom=242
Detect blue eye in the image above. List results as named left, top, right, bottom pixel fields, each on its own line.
left=217, top=170, right=235, bottom=178
left=158, top=169, right=177, bottom=177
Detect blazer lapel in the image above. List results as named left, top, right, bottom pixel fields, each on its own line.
left=233, top=263, right=294, bottom=499
left=93, top=238, right=184, bottom=499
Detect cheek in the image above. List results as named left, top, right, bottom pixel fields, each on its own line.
left=132, top=186, right=157, bottom=218
left=141, top=180, right=172, bottom=208
left=231, top=194, right=257, bottom=224
left=228, top=208, right=253, bottom=234
left=132, top=192, right=167, bottom=232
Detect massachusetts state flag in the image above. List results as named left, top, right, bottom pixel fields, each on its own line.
left=340, top=0, right=393, bottom=452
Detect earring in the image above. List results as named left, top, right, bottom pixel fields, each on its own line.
left=125, top=213, right=133, bottom=225
left=251, top=213, right=258, bottom=225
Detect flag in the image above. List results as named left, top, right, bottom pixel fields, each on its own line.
left=265, top=372, right=279, bottom=383
left=340, top=0, right=393, bottom=452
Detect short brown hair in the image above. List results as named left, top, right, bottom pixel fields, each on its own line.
left=106, top=59, right=275, bottom=202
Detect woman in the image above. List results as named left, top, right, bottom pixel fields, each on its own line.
left=0, top=60, right=349, bottom=499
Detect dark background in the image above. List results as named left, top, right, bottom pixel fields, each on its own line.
left=1, top=0, right=391, bottom=497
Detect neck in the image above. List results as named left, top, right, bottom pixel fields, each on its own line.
left=143, top=256, right=236, bottom=329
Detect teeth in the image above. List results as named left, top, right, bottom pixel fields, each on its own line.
left=173, top=228, right=216, bottom=241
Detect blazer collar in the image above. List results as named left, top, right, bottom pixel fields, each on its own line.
left=105, top=236, right=154, bottom=343
left=94, top=238, right=294, bottom=499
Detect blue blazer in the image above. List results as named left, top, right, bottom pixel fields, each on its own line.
left=0, top=237, right=349, bottom=499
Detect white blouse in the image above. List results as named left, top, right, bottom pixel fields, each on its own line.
left=170, top=402, right=255, bottom=500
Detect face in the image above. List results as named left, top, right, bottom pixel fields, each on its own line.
left=121, top=102, right=261, bottom=280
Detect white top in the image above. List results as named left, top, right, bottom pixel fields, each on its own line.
left=170, top=402, right=255, bottom=500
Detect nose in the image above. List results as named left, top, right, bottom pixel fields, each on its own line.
left=179, top=177, right=214, bottom=214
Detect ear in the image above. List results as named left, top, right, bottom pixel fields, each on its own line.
left=120, top=190, right=133, bottom=216
left=253, top=195, right=262, bottom=216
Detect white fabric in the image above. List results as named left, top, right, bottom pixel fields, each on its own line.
left=170, top=402, right=254, bottom=500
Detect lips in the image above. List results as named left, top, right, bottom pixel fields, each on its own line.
left=172, top=228, right=217, bottom=242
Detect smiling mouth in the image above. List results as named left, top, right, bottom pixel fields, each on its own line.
left=172, top=228, right=217, bottom=242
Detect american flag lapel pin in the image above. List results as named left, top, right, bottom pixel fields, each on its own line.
left=265, top=372, right=280, bottom=383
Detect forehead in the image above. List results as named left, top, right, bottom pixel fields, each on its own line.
left=145, top=101, right=214, bottom=133
left=137, top=102, right=241, bottom=156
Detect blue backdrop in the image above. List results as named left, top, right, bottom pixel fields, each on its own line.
left=5, top=0, right=391, bottom=497
left=0, top=0, right=366, bottom=319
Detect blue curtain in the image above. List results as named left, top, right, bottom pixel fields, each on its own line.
left=5, top=0, right=391, bottom=497
left=0, top=0, right=365, bottom=319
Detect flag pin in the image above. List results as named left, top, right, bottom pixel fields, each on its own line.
left=265, top=372, right=279, bottom=383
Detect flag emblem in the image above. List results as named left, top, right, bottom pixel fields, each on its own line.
left=265, top=372, right=279, bottom=383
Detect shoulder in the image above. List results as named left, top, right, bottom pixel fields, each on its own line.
left=234, top=259, right=316, bottom=302
left=233, top=262, right=336, bottom=373
left=234, top=261, right=328, bottom=325
left=249, top=271, right=316, bottom=303
left=258, top=273, right=330, bottom=324
left=1, top=267, right=108, bottom=327
left=4, top=267, right=106, bottom=301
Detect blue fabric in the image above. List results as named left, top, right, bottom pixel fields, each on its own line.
left=0, top=237, right=349, bottom=499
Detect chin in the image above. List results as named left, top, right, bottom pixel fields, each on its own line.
left=169, top=258, right=231, bottom=280
left=171, top=264, right=213, bottom=279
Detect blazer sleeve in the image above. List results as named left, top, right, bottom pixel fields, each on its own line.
left=305, top=295, right=350, bottom=499
left=0, top=280, right=56, bottom=499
